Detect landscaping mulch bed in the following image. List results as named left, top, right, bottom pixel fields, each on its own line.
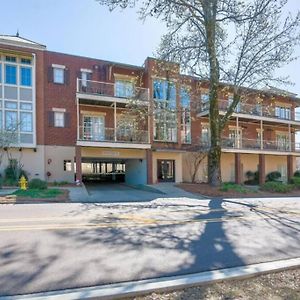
left=128, top=268, right=300, bottom=300
left=177, top=183, right=300, bottom=198
left=0, top=189, right=69, bottom=204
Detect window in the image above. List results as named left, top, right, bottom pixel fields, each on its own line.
left=5, top=65, right=17, bottom=84
left=64, top=160, right=72, bottom=171
left=201, top=93, right=209, bottom=111
left=275, top=106, right=291, bottom=120
left=153, top=79, right=177, bottom=142
left=5, top=111, right=17, bottom=130
left=5, top=56, right=16, bottom=63
left=201, top=126, right=210, bottom=146
left=0, top=64, right=2, bottom=83
left=53, top=68, right=64, bottom=84
left=276, top=133, right=289, bottom=151
left=81, top=71, right=89, bottom=87
left=153, top=80, right=176, bottom=106
left=21, top=58, right=31, bottom=65
left=20, top=103, right=32, bottom=110
left=83, top=116, right=105, bottom=141
left=54, top=111, right=65, bottom=127
left=115, top=80, right=134, bottom=98
left=181, top=88, right=191, bottom=143
left=20, top=112, right=33, bottom=132
left=20, top=67, right=32, bottom=86
left=5, top=101, right=17, bottom=109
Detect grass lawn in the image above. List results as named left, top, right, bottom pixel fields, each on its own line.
left=13, top=188, right=63, bottom=198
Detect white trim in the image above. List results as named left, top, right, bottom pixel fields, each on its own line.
left=51, top=64, right=66, bottom=69
left=80, top=68, right=92, bottom=73
left=52, top=107, right=66, bottom=112
left=0, top=39, right=46, bottom=51
left=76, top=140, right=151, bottom=149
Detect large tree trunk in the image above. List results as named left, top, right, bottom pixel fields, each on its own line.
left=204, top=0, right=222, bottom=186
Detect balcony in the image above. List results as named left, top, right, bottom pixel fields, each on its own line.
left=197, top=100, right=300, bottom=123
left=77, top=126, right=150, bottom=149
left=221, top=138, right=300, bottom=153
left=76, top=79, right=149, bottom=105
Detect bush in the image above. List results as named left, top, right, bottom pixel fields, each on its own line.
left=261, top=181, right=294, bottom=193
left=28, top=179, right=48, bottom=190
left=266, top=171, right=281, bottom=182
left=294, top=170, right=300, bottom=177
left=244, top=170, right=259, bottom=185
left=220, top=182, right=250, bottom=193
left=290, top=177, right=300, bottom=188
left=3, top=159, right=28, bottom=186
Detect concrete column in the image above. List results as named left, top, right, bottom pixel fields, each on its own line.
left=259, top=154, right=266, bottom=185
left=75, top=146, right=82, bottom=183
left=287, top=155, right=294, bottom=181
left=146, top=150, right=153, bottom=184
left=235, top=153, right=242, bottom=184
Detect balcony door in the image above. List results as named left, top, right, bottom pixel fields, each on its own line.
left=157, top=160, right=175, bottom=182
left=83, top=116, right=105, bottom=141
left=229, top=128, right=242, bottom=148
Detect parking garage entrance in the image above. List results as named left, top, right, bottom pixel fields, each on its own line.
left=82, top=158, right=126, bottom=183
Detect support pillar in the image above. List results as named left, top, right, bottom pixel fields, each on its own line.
left=146, top=150, right=153, bottom=184
left=235, top=153, right=242, bottom=184
left=287, top=155, right=294, bottom=182
left=114, top=101, right=117, bottom=141
left=75, top=146, right=82, bottom=183
left=259, top=154, right=266, bottom=185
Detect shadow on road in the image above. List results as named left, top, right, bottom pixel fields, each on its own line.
left=0, top=197, right=299, bottom=296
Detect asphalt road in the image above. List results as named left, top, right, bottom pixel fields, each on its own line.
left=0, top=196, right=299, bottom=296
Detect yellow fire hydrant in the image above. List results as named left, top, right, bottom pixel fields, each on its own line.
left=19, top=175, right=28, bottom=190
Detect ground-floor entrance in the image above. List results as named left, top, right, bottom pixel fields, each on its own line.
left=157, top=160, right=175, bottom=182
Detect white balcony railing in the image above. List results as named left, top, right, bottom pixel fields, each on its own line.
left=198, top=100, right=300, bottom=122
left=76, top=79, right=149, bottom=102
left=78, top=126, right=149, bottom=144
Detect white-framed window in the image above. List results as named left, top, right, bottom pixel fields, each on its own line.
left=20, top=112, right=33, bottom=132
left=275, top=106, right=291, bottom=120
left=181, top=88, right=191, bottom=144
left=53, top=68, right=64, bottom=84
left=54, top=111, right=65, bottom=127
left=115, top=80, right=134, bottom=98
left=64, top=160, right=72, bottom=172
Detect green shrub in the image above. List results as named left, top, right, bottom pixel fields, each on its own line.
left=294, top=170, right=300, bottom=177
left=266, top=171, right=281, bottom=182
left=244, top=170, right=259, bottom=185
left=290, top=177, right=300, bottom=188
left=261, top=181, right=294, bottom=193
left=220, top=182, right=250, bottom=193
left=28, top=179, right=48, bottom=190
left=3, top=159, right=28, bottom=186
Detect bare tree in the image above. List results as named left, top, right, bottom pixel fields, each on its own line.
left=97, top=0, right=300, bottom=186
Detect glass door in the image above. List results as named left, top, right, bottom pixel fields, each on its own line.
left=83, top=116, right=105, bottom=141
left=157, top=160, right=175, bottom=182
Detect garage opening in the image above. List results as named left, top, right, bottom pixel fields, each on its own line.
left=82, top=158, right=126, bottom=183
left=81, top=157, right=147, bottom=185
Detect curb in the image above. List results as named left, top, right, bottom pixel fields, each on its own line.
left=1, top=257, right=299, bottom=300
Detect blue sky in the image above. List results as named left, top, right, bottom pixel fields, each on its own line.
left=1, top=0, right=300, bottom=94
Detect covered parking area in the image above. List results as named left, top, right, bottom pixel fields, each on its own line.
left=76, top=146, right=148, bottom=186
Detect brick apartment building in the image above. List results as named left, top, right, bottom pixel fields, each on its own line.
left=0, top=34, right=299, bottom=185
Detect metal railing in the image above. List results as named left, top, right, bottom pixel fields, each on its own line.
left=220, top=137, right=300, bottom=152
left=77, top=79, right=149, bottom=102
left=78, top=126, right=149, bottom=144
left=198, top=99, right=300, bottom=122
